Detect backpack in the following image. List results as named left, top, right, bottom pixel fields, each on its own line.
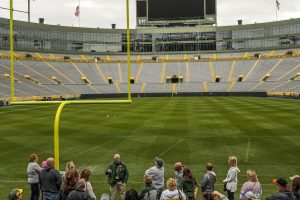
left=142, top=189, right=158, bottom=200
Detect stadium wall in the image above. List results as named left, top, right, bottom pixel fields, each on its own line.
left=80, top=92, right=268, bottom=99
left=0, top=18, right=300, bottom=53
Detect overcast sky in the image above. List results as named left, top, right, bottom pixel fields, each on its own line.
left=0, top=0, right=299, bottom=28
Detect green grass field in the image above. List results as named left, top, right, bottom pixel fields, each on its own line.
left=0, top=97, right=300, bottom=199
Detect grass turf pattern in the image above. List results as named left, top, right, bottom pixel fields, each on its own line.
left=0, top=97, right=299, bottom=199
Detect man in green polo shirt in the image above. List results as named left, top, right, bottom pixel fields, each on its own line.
left=105, top=154, right=129, bottom=200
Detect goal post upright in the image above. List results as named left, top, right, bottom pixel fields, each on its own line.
left=126, top=0, right=132, bottom=101
left=9, top=0, right=15, bottom=102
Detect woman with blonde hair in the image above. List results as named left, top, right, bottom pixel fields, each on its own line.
left=223, top=156, right=240, bottom=200
left=65, top=161, right=76, bottom=174
left=63, top=161, right=76, bottom=180
left=240, top=169, right=262, bottom=199
left=27, top=154, right=42, bottom=200
left=160, top=178, right=186, bottom=200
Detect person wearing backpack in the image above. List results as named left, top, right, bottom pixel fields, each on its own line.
left=139, top=175, right=158, bottom=200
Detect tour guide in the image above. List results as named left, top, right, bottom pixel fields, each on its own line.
left=105, top=154, right=129, bottom=200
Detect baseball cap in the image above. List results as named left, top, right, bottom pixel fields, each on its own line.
left=276, top=178, right=287, bottom=187
left=7, top=188, right=23, bottom=200
left=155, top=157, right=164, bottom=167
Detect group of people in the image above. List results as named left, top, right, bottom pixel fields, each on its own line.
left=104, top=154, right=300, bottom=200
left=6, top=154, right=300, bottom=200
left=18, top=154, right=96, bottom=200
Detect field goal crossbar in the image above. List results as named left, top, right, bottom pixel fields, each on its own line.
left=8, top=0, right=133, bottom=170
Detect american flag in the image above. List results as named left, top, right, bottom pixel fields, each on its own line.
left=276, top=0, right=280, bottom=10
left=75, top=5, right=80, bottom=17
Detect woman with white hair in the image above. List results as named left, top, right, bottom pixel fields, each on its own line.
left=240, top=169, right=262, bottom=200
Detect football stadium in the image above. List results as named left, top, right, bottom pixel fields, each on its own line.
left=0, top=0, right=300, bottom=199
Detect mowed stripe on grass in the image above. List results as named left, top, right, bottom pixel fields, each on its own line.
left=0, top=97, right=299, bottom=199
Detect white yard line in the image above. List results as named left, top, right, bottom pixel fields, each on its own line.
left=157, top=138, right=184, bottom=158
left=245, top=137, right=251, bottom=163
left=63, top=146, right=100, bottom=160
left=0, top=105, right=52, bottom=113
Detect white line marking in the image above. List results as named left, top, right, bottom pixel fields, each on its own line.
left=63, top=146, right=99, bottom=160
left=0, top=105, right=52, bottom=113
left=158, top=139, right=184, bottom=158
left=245, top=137, right=251, bottom=163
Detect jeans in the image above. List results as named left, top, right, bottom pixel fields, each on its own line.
left=30, top=183, right=40, bottom=200
left=42, top=191, right=59, bottom=200
left=227, top=190, right=235, bottom=200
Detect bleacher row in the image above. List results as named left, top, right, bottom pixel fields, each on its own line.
left=0, top=53, right=300, bottom=100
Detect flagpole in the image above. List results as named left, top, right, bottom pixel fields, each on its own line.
left=79, top=0, right=81, bottom=27
left=276, top=3, right=277, bottom=21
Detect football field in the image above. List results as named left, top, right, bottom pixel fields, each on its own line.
left=0, top=97, right=299, bottom=199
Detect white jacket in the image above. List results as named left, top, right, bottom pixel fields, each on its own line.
left=223, top=167, right=240, bottom=192
left=160, top=189, right=186, bottom=200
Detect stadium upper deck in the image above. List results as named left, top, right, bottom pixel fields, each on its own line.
left=0, top=17, right=300, bottom=53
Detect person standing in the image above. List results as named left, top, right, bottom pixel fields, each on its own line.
left=174, top=162, right=184, bottom=185
left=223, top=156, right=240, bottom=200
left=105, top=154, right=129, bottom=200
left=266, top=178, right=295, bottom=200
left=139, top=175, right=157, bottom=200
left=80, top=169, right=96, bottom=200
left=67, top=178, right=93, bottom=200
left=59, top=170, right=79, bottom=200
left=201, top=163, right=216, bottom=199
left=291, top=175, right=300, bottom=200
left=27, top=154, right=42, bottom=200
left=145, top=157, right=165, bottom=198
left=178, top=168, right=198, bottom=200
left=39, top=157, right=62, bottom=200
